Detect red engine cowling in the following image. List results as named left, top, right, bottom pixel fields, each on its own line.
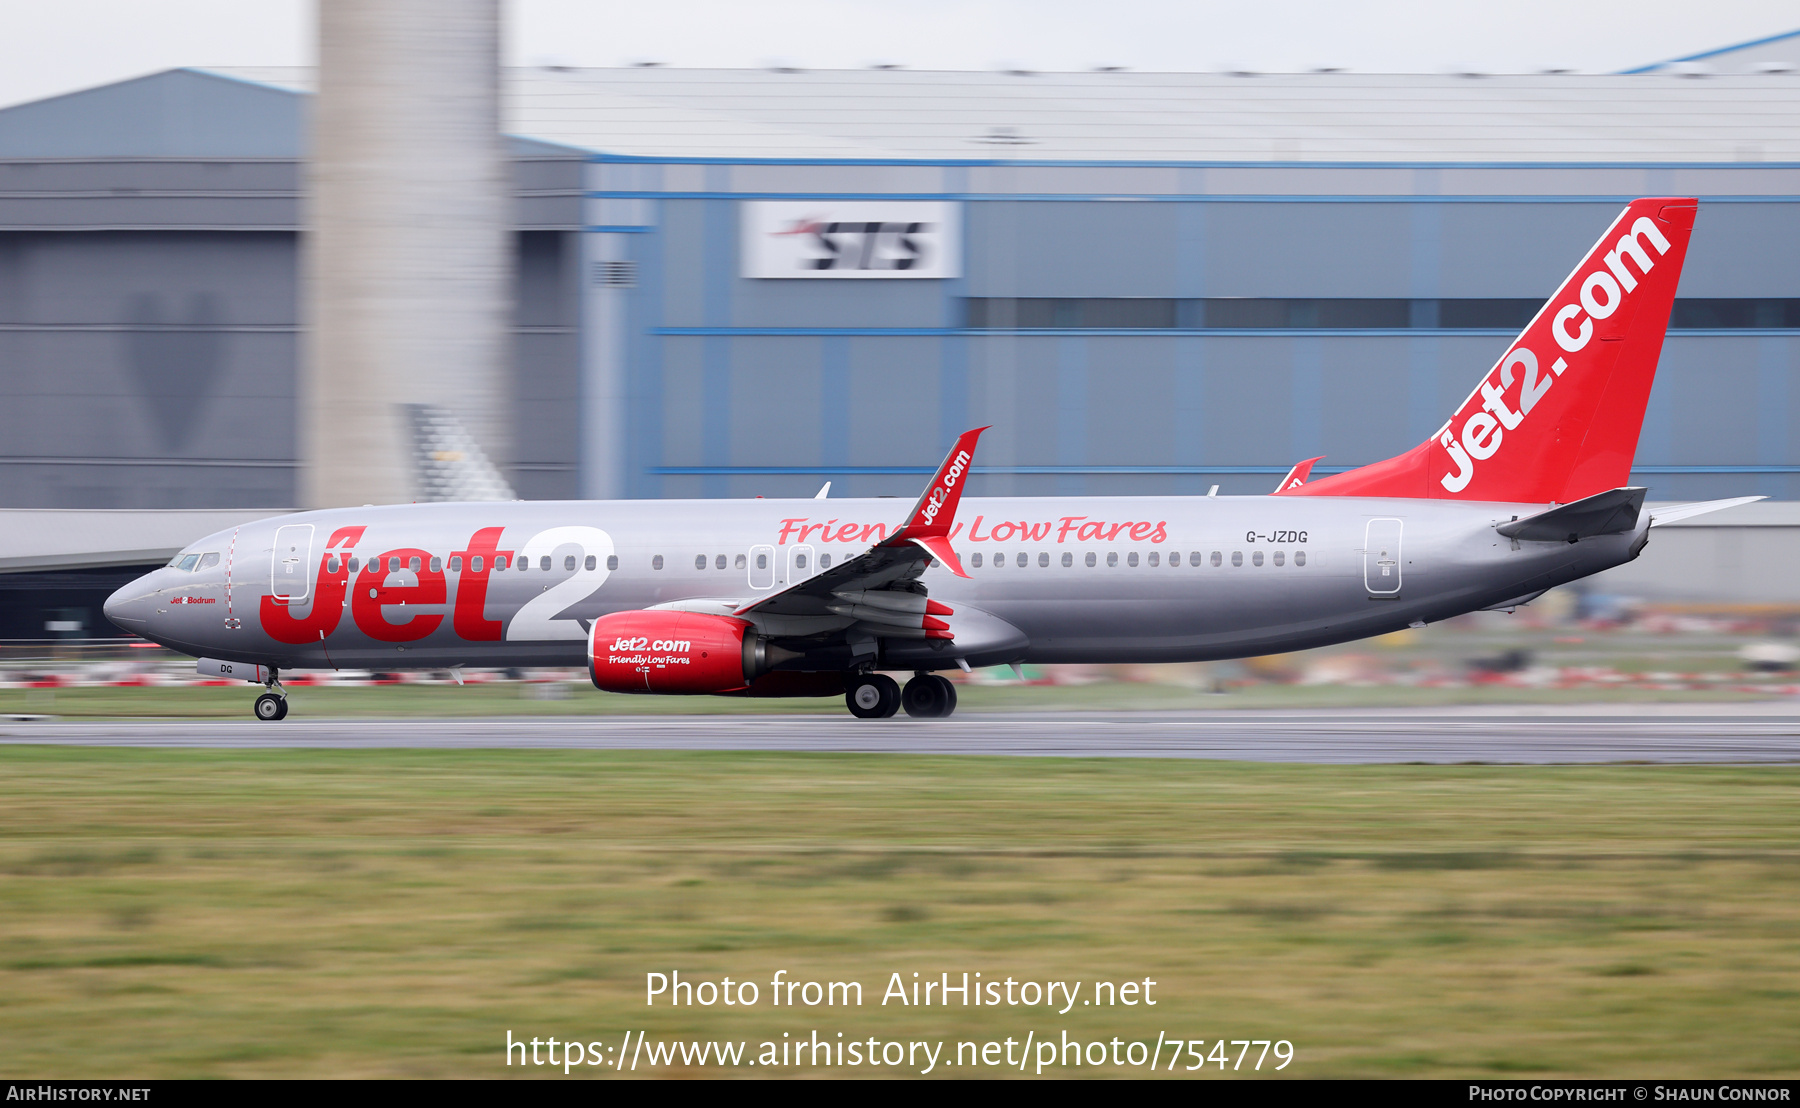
left=588, top=610, right=754, bottom=694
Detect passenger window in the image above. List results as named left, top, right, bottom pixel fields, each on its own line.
left=819, top=553, right=831, bottom=568
left=993, top=552, right=1005, bottom=567
left=755, top=554, right=766, bottom=570
left=1085, top=552, right=1096, bottom=567
left=1274, top=550, right=1285, bottom=566
left=1107, top=551, right=1118, bottom=567
left=1038, top=552, right=1049, bottom=567
left=450, top=556, right=462, bottom=573
left=1231, top=551, right=1243, bottom=567
left=1016, top=552, right=1028, bottom=568
left=469, top=556, right=482, bottom=572
left=177, top=554, right=200, bottom=571
left=409, top=556, right=421, bottom=572
left=796, top=554, right=808, bottom=569
left=326, top=555, right=340, bottom=574
left=715, top=555, right=726, bottom=570
left=1128, top=552, right=1139, bottom=567
left=1252, top=551, right=1264, bottom=566
left=389, top=557, right=401, bottom=573
left=198, top=552, right=220, bottom=571
left=1170, top=553, right=1180, bottom=568
left=564, top=555, right=576, bottom=571
left=1062, top=552, right=1072, bottom=567
left=607, top=555, right=619, bottom=570
left=972, top=553, right=983, bottom=568
left=539, top=556, right=551, bottom=571
left=430, top=556, right=442, bottom=573
left=1295, top=551, right=1307, bottom=567
left=733, top=554, right=744, bottom=569
left=349, top=556, right=360, bottom=573
left=1190, top=551, right=1202, bottom=567
left=495, top=556, right=508, bottom=570
left=1148, top=551, right=1159, bottom=567
left=586, top=555, right=597, bottom=571
left=652, top=555, right=664, bottom=570
left=694, top=554, right=706, bottom=570
left=1211, top=551, right=1222, bottom=567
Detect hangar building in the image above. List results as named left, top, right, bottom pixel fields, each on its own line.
left=1, top=59, right=1798, bottom=631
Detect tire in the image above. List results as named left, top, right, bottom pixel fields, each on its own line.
left=274, top=697, right=289, bottom=720
left=902, top=674, right=953, bottom=719
left=846, top=673, right=901, bottom=719
left=931, top=674, right=958, bottom=718
left=254, top=692, right=284, bottom=721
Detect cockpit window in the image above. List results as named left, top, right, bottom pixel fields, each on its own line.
left=197, top=552, right=220, bottom=571
left=177, top=554, right=201, bottom=572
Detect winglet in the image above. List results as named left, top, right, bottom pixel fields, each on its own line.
left=889, top=427, right=987, bottom=542
left=909, top=535, right=969, bottom=579
left=1272, top=456, right=1324, bottom=495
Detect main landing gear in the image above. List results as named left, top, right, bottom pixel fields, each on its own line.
left=253, top=669, right=288, bottom=721
left=844, top=672, right=958, bottom=719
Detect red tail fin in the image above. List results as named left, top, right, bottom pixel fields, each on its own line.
left=1286, top=198, right=1697, bottom=504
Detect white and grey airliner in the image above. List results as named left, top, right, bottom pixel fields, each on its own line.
left=104, top=197, right=1756, bottom=720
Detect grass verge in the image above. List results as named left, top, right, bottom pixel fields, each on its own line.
left=2, top=747, right=1798, bottom=1077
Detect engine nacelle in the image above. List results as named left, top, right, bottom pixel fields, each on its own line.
left=588, top=610, right=756, bottom=694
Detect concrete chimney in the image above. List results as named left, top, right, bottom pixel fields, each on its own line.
left=302, top=0, right=511, bottom=508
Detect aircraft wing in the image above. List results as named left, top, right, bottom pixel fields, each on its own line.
left=728, top=427, right=988, bottom=638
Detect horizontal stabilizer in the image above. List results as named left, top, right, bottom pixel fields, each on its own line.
left=1496, top=487, right=1646, bottom=543
left=1649, top=495, right=1766, bottom=527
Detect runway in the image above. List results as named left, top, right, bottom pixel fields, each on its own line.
left=3, top=704, right=1799, bottom=763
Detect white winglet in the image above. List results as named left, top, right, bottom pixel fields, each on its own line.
left=1649, top=495, right=1766, bottom=527
left=814, top=481, right=831, bottom=499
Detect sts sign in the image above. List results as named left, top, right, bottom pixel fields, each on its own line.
left=741, top=201, right=960, bottom=279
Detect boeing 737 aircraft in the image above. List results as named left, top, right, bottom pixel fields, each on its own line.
left=105, top=197, right=1758, bottom=720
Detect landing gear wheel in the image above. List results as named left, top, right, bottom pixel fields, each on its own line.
left=902, top=673, right=958, bottom=719
left=254, top=692, right=286, bottom=721
left=846, top=673, right=901, bottom=719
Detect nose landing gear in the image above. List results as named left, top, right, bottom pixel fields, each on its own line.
left=253, top=668, right=288, bottom=720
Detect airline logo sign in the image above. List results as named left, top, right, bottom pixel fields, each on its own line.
left=1437, top=210, right=1676, bottom=495
left=741, top=201, right=960, bottom=279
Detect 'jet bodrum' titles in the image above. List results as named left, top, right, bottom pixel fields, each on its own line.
left=776, top=515, right=1170, bottom=545
left=1438, top=216, right=1672, bottom=493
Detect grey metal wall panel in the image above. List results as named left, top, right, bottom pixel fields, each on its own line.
left=0, top=231, right=297, bottom=324
left=658, top=336, right=707, bottom=466
left=966, top=201, right=1178, bottom=298
left=969, top=166, right=1183, bottom=196
left=1434, top=203, right=1621, bottom=297
left=845, top=334, right=941, bottom=468
left=0, top=71, right=303, bottom=159
left=1681, top=203, right=1800, bottom=296
left=0, top=195, right=298, bottom=230
left=729, top=164, right=944, bottom=196
left=1203, top=166, right=1417, bottom=196
left=728, top=336, right=824, bottom=468
left=732, top=273, right=947, bottom=328
left=1202, top=203, right=1413, bottom=297
left=657, top=200, right=709, bottom=328
left=0, top=159, right=299, bottom=192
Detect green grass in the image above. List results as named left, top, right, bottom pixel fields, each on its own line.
left=3, top=747, right=1799, bottom=1077
left=0, top=680, right=1780, bottom=719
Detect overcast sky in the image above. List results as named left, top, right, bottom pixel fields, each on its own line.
left=0, top=0, right=1794, bottom=109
